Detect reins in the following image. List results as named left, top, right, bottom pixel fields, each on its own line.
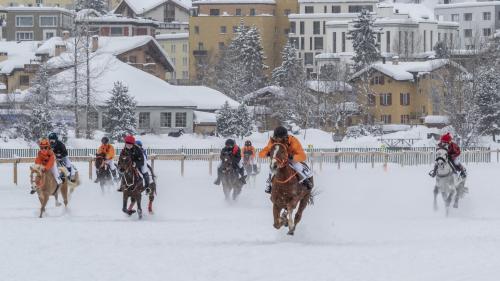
left=274, top=171, right=298, bottom=184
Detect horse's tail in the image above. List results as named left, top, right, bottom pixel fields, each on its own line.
left=307, top=189, right=319, bottom=206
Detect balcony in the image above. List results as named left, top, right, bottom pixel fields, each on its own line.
left=193, top=50, right=208, bottom=57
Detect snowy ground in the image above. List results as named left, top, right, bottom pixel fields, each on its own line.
left=1, top=161, right=500, bottom=281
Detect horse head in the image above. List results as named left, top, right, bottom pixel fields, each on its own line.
left=435, top=148, right=452, bottom=175
left=221, top=152, right=233, bottom=174
left=95, top=153, right=107, bottom=169
left=30, top=164, right=45, bottom=190
left=269, top=141, right=289, bottom=174
left=118, top=153, right=133, bottom=174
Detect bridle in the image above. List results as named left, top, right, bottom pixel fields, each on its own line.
left=271, top=142, right=290, bottom=169
left=30, top=168, right=46, bottom=190
left=119, top=154, right=138, bottom=189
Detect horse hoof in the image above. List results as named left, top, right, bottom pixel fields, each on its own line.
left=56, top=202, right=62, bottom=207
left=287, top=231, right=294, bottom=236
left=273, top=223, right=281, bottom=229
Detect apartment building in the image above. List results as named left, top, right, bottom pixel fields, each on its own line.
left=156, top=32, right=189, bottom=84
left=0, top=0, right=120, bottom=10
left=189, top=0, right=298, bottom=82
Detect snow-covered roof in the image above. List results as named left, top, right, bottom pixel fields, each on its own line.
left=0, top=6, right=74, bottom=13
left=378, top=2, right=435, bottom=20
left=307, top=80, right=353, bottom=94
left=193, top=0, right=275, bottom=4
left=52, top=54, right=237, bottom=110
left=291, top=13, right=357, bottom=20
left=243, top=85, right=286, bottom=102
left=194, top=111, right=217, bottom=124
left=436, top=1, right=500, bottom=9
left=299, top=0, right=377, bottom=2
left=118, top=0, right=191, bottom=14
left=315, top=52, right=354, bottom=59
left=0, top=41, right=39, bottom=75
left=76, top=8, right=102, bottom=19
left=351, top=59, right=459, bottom=81
left=78, top=14, right=159, bottom=25
left=424, top=115, right=449, bottom=124
left=155, top=33, right=189, bottom=40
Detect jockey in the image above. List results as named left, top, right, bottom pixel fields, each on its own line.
left=31, top=138, right=62, bottom=194
left=117, top=135, right=144, bottom=192
left=48, top=132, right=76, bottom=182
left=213, top=139, right=247, bottom=185
left=135, top=139, right=151, bottom=193
left=429, top=133, right=467, bottom=178
left=95, top=136, right=119, bottom=182
left=259, top=126, right=313, bottom=194
left=242, top=140, right=258, bottom=174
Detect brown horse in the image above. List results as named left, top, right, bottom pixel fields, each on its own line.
left=118, top=152, right=144, bottom=219
left=221, top=153, right=243, bottom=201
left=29, top=164, right=69, bottom=218
left=128, top=164, right=157, bottom=214
left=269, top=141, right=312, bottom=235
left=95, top=153, right=114, bottom=193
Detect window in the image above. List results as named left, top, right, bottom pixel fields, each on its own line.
left=165, top=2, right=175, bottom=22
left=380, top=115, right=392, bottom=124
left=332, top=32, right=337, bottom=53
left=20, top=75, right=29, bottom=86
left=305, top=6, right=314, bottom=13
left=16, top=16, right=33, bottom=27
left=290, top=22, right=296, bottom=33
left=250, top=8, right=255, bottom=16
left=284, top=28, right=289, bottom=35
left=220, top=26, right=226, bottom=33
left=300, top=21, right=304, bottom=35
left=16, top=32, right=33, bottom=41
left=210, top=9, right=220, bottom=16
left=139, top=112, right=150, bottom=129
left=483, top=28, right=491, bottom=36
left=313, top=21, right=320, bottom=34
left=400, top=93, right=410, bottom=106
left=386, top=31, right=390, bottom=52
left=309, top=37, right=312, bottom=50
left=218, top=42, right=225, bottom=50
left=182, top=44, right=188, bottom=52
left=367, top=94, right=375, bottom=106
left=332, top=6, right=340, bottom=13
left=300, top=37, right=304, bottom=50
left=175, top=112, right=187, bottom=127
left=380, top=93, right=392, bottom=106
left=182, top=57, right=188, bottom=66
left=342, top=32, right=346, bottom=52
left=235, top=8, right=241, bottom=16
left=451, top=14, right=459, bottom=22
left=464, top=13, right=472, bottom=21
left=284, top=9, right=291, bottom=15
left=182, top=71, right=188, bottom=79
left=171, top=58, right=176, bottom=66
left=464, top=29, right=472, bottom=38
left=314, top=37, right=323, bottom=50
left=43, top=30, right=55, bottom=40
left=171, top=44, right=176, bottom=53
left=348, top=5, right=373, bottom=13
left=400, top=115, right=410, bottom=124
left=290, top=37, right=299, bottom=49
left=40, top=16, right=57, bottom=27
left=324, top=6, right=327, bottom=13
left=110, top=27, right=123, bottom=36
left=304, top=52, right=313, bottom=65
left=198, top=42, right=204, bottom=50
left=483, top=12, right=491, bottom=20
left=498, top=11, right=500, bottom=20
left=370, top=76, right=385, bottom=85
left=160, top=112, right=172, bottom=128
left=194, top=26, right=199, bottom=34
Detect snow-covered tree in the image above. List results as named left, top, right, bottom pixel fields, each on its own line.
left=271, top=42, right=303, bottom=87
left=434, top=41, right=450, bottom=59
left=76, top=0, right=107, bottom=14
left=348, top=9, right=380, bottom=71
left=216, top=101, right=237, bottom=137
left=234, top=103, right=253, bottom=138
left=103, top=82, right=137, bottom=141
left=239, top=26, right=267, bottom=92
left=476, top=65, right=500, bottom=138
left=18, top=104, right=54, bottom=141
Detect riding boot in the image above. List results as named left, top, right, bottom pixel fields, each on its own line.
left=302, top=177, right=314, bottom=190
left=213, top=167, right=222, bottom=185
left=429, top=164, right=438, bottom=178
left=265, top=174, right=272, bottom=194
left=143, top=173, right=151, bottom=194
left=239, top=167, right=247, bottom=184
left=457, top=164, right=467, bottom=178
left=111, top=169, right=119, bottom=181
left=30, top=187, right=36, bottom=194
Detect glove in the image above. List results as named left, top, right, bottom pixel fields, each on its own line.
left=289, top=154, right=294, bottom=161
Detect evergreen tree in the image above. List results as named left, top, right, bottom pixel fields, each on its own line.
left=103, top=82, right=137, bottom=141
left=271, top=42, right=304, bottom=87
left=348, top=9, right=380, bottom=71
left=434, top=41, right=450, bottom=59
left=19, top=104, right=54, bottom=141
left=76, top=0, right=107, bottom=14
left=476, top=65, right=500, bottom=137
left=234, top=103, right=253, bottom=138
left=216, top=101, right=237, bottom=137
left=29, top=64, right=53, bottom=104
left=239, top=26, right=266, bottom=92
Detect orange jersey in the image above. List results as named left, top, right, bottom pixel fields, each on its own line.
left=258, top=135, right=306, bottom=162
left=35, top=149, right=56, bottom=170
left=97, top=144, right=115, bottom=160
left=242, top=146, right=256, bottom=159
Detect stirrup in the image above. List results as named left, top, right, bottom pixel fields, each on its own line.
left=30, top=188, right=36, bottom=194
left=265, top=185, right=271, bottom=194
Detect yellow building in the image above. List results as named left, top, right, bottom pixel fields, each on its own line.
left=156, top=32, right=189, bottom=84
left=189, top=0, right=298, bottom=82
left=350, top=59, right=464, bottom=125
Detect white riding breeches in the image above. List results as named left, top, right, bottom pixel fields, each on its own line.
left=453, top=158, right=461, bottom=166
left=104, top=159, right=117, bottom=171
left=49, top=164, right=62, bottom=185
left=59, top=156, right=76, bottom=177
left=290, top=161, right=313, bottom=180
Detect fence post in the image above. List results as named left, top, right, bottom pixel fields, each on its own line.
left=181, top=154, right=185, bottom=177
left=354, top=153, right=358, bottom=169
left=151, top=155, right=155, bottom=172
left=209, top=153, right=213, bottom=176
left=320, top=151, right=323, bottom=171
left=13, top=158, right=19, bottom=185
left=497, top=149, right=499, bottom=163
left=337, top=153, right=341, bottom=170
left=88, top=159, right=93, bottom=180
left=371, top=153, right=374, bottom=168
left=384, top=153, right=388, bottom=171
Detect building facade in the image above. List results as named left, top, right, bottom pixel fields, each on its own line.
left=77, top=15, right=159, bottom=37
left=189, top=0, right=298, bottom=82
left=156, top=32, right=189, bottom=84
left=1, top=6, right=74, bottom=41
left=435, top=1, right=500, bottom=50
left=0, top=0, right=119, bottom=10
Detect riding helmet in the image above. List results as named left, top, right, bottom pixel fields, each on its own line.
left=273, top=126, right=288, bottom=139
left=124, top=135, right=136, bottom=145
left=245, top=140, right=252, bottom=146
left=440, top=133, right=452, bottom=143
left=136, top=140, right=143, bottom=147
left=101, top=136, right=110, bottom=144
left=225, top=139, right=235, bottom=147
left=39, top=138, right=50, bottom=148
left=48, top=132, right=58, bottom=141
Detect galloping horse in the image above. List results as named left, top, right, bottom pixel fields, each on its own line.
left=433, top=147, right=467, bottom=216
left=118, top=152, right=144, bottom=219
left=29, top=164, right=69, bottom=218
left=220, top=152, right=243, bottom=201
left=127, top=164, right=157, bottom=214
left=95, top=153, right=114, bottom=193
left=269, top=141, right=312, bottom=235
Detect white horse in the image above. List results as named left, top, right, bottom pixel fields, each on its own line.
left=433, top=148, right=467, bottom=215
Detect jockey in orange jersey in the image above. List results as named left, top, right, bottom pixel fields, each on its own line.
left=31, top=138, right=62, bottom=194
left=242, top=140, right=258, bottom=174
left=259, top=126, right=313, bottom=194
left=95, top=136, right=119, bottom=182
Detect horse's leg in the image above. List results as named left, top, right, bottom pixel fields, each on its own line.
left=222, top=184, right=230, bottom=201
left=287, top=205, right=296, bottom=235
left=61, top=183, right=69, bottom=207
left=294, top=195, right=309, bottom=226
left=122, top=192, right=129, bottom=214
left=148, top=192, right=154, bottom=214
left=128, top=198, right=136, bottom=212
left=273, top=204, right=282, bottom=229
left=40, top=193, right=49, bottom=218
left=433, top=185, right=439, bottom=211
left=232, top=186, right=242, bottom=201
left=136, top=194, right=143, bottom=219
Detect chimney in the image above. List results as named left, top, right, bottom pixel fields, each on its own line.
left=392, top=56, right=399, bottom=65
left=55, top=44, right=66, bottom=57
left=62, top=30, right=70, bottom=40
left=382, top=57, right=386, bottom=64
left=92, top=35, right=99, bottom=52
left=0, top=52, right=8, bottom=62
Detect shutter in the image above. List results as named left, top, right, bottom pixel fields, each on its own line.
left=400, top=93, right=403, bottom=105
left=380, top=76, right=385, bottom=85
left=407, top=93, right=410, bottom=105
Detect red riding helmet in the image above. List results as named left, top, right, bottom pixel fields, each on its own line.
left=440, top=133, right=452, bottom=143
left=39, top=138, right=51, bottom=148
left=124, top=135, right=136, bottom=144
